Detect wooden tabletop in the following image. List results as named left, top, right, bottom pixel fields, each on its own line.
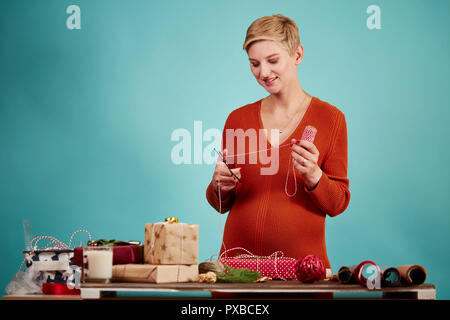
left=2, top=294, right=82, bottom=300
left=81, top=280, right=435, bottom=293
left=2, top=281, right=436, bottom=300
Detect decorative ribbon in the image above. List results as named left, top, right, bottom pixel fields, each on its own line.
left=165, top=217, right=179, bottom=223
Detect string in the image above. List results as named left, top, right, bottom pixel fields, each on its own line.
left=217, top=141, right=298, bottom=257
left=19, top=229, right=91, bottom=272
left=218, top=181, right=226, bottom=257
left=180, top=223, right=184, bottom=264
left=214, top=127, right=321, bottom=277
left=224, top=141, right=290, bottom=159
left=223, top=142, right=297, bottom=198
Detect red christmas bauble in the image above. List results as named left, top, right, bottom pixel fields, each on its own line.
left=295, top=255, right=325, bottom=283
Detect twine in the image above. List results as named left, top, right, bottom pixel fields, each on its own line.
left=220, top=142, right=297, bottom=198
left=214, top=143, right=307, bottom=279
left=19, top=229, right=92, bottom=272
left=217, top=142, right=297, bottom=257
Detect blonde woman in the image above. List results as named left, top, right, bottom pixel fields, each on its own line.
left=206, top=14, right=350, bottom=281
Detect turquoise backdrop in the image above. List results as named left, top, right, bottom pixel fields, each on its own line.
left=1, top=0, right=449, bottom=299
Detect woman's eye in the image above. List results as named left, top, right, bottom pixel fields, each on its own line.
left=251, top=63, right=259, bottom=67
left=269, top=60, right=278, bottom=64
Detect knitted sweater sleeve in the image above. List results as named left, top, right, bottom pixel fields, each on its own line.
left=205, top=114, right=236, bottom=214
left=305, top=112, right=351, bottom=217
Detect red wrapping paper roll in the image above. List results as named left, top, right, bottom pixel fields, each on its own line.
left=338, top=261, right=381, bottom=287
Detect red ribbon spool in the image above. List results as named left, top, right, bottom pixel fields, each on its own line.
left=42, top=283, right=80, bottom=295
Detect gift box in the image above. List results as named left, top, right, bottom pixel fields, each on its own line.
left=72, top=245, right=143, bottom=266
left=144, top=222, right=199, bottom=265
left=24, top=250, right=73, bottom=271
left=112, top=264, right=198, bottom=283
left=39, top=268, right=80, bottom=285
left=7, top=230, right=91, bottom=295
left=219, top=256, right=298, bottom=280
left=22, top=249, right=80, bottom=288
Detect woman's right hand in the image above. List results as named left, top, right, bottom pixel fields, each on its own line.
left=212, top=149, right=242, bottom=196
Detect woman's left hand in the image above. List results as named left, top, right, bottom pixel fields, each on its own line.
left=290, top=138, right=322, bottom=190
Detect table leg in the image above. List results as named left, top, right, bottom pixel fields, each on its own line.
left=81, top=288, right=101, bottom=299
left=382, top=288, right=436, bottom=300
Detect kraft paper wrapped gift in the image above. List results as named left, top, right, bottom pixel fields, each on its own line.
left=144, top=222, right=199, bottom=265
left=112, top=264, right=198, bottom=283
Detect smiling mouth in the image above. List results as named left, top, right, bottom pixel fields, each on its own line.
left=264, top=77, right=278, bottom=85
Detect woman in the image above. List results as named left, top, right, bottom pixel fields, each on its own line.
left=206, top=14, right=350, bottom=277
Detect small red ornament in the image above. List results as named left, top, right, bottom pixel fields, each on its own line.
left=295, top=255, right=325, bottom=283
left=88, top=240, right=98, bottom=247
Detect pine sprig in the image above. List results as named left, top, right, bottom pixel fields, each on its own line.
left=216, top=264, right=261, bottom=283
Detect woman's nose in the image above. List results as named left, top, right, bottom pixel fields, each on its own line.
left=259, top=63, right=271, bottom=78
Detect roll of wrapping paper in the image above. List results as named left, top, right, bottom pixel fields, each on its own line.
left=380, top=266, right=401, bottom=287
left=338, top=261, right=381, bottom=286
left=397, top=265, right=427, bottom=285
left=337, top=265, right=357, bottom=284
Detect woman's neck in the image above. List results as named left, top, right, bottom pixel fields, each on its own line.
left=268, top=80, right=309, bottom=115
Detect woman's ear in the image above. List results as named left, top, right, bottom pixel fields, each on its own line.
left=294, top=45, right=304, bottom=65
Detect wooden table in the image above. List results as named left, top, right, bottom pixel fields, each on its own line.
left=80, top=280, right=436, bottom=300
left=2, top=294, right=82, bottom=300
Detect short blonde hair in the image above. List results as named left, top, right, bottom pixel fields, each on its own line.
left=243, top=14, right=301, bottom=56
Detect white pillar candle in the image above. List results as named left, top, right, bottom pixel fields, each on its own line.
left=85, top=249, right=113, bottom=280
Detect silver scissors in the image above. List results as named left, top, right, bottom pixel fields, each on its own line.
left=213, top=148, right=242, bottom=183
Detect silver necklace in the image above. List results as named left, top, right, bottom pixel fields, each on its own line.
left=277, top=94, right=308, bottom=134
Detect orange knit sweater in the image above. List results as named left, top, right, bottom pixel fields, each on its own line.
left=206, top=96, right=350, bottom=268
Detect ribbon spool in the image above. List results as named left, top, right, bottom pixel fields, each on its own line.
left=165, top=217, right=178, bottom=223
left=42, top=283, right=80, bottom=296
left=353, top=260, right=381, bottom=288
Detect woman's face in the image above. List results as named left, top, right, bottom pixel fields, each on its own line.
left=247, top=40, right=302, bottom=94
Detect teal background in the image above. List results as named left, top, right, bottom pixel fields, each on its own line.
left=1, top=0, right=449, bottom=299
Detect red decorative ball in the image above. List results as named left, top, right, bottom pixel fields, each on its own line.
left=295, top=255, right=325, bottom=283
